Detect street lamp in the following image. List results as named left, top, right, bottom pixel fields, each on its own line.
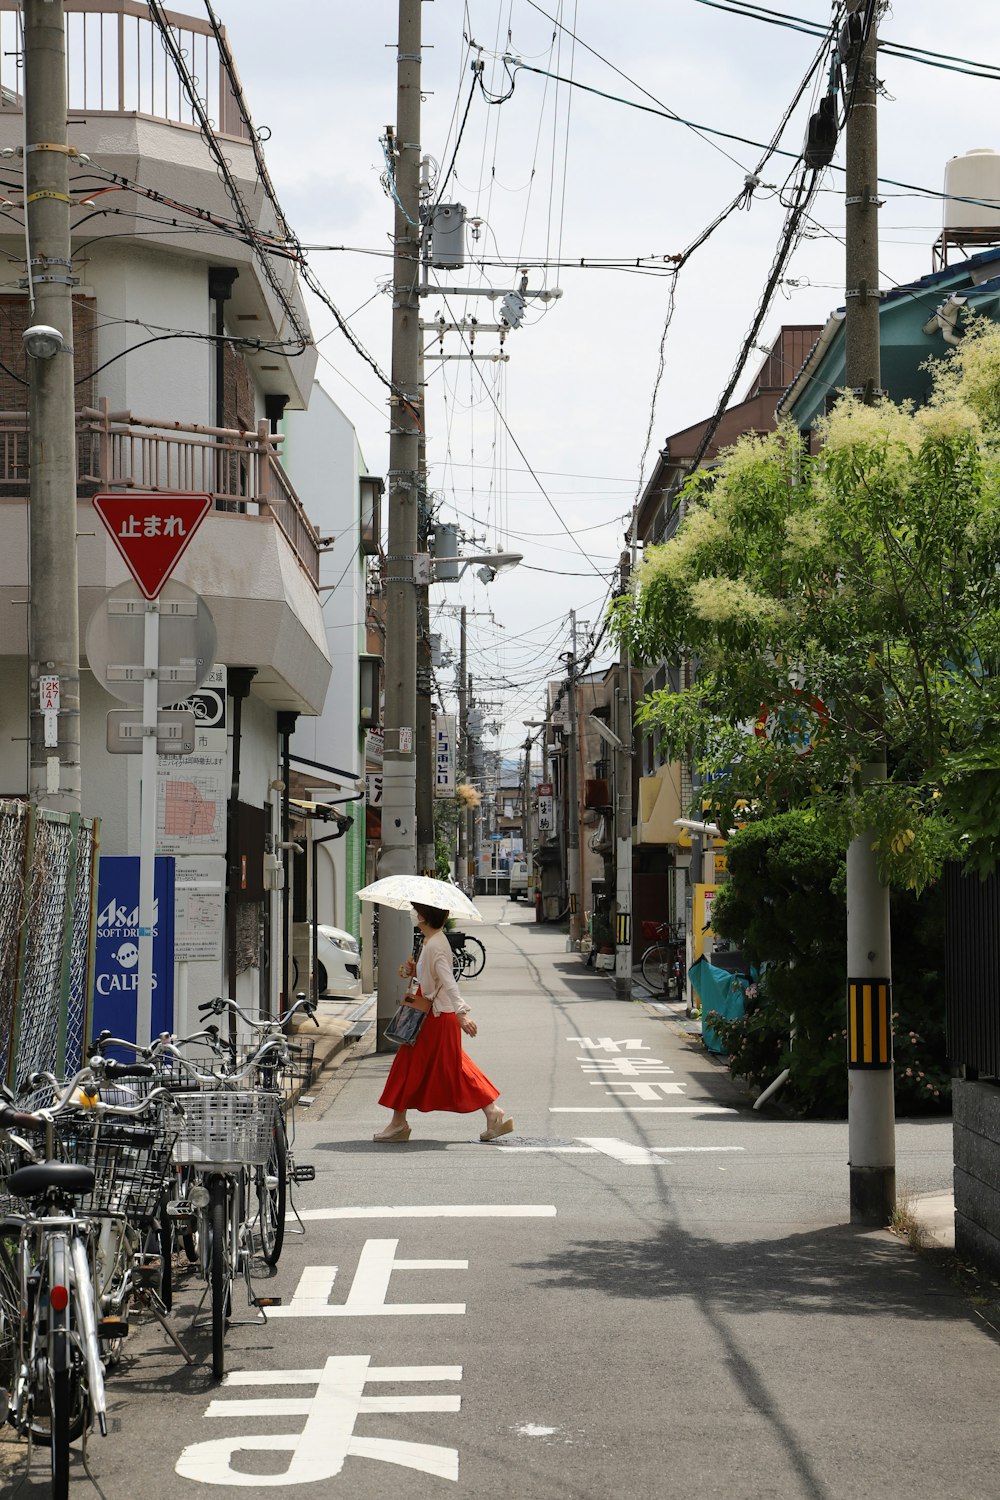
left=587, top=713, right=633, bottom=756
left=423, top=550, right=522, bottom=584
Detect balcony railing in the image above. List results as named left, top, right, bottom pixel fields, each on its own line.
left=0, top=1, right=251, bottom=142
left=0, top=400, right=320, bottom=585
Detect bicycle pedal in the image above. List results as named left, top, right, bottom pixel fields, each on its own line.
left=97, top=1318, right=130, bottom=1340
left=251, top=1296, right=282, bottom=1308
left=291, top=1164, right=315, bottom=1183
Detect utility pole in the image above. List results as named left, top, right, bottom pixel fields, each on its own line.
left=457, top=606, right=468, bottom=885
left=415, top=345, right=436, bottom=877
left=522, top=734, right=532, bottom=886
left=566, top=609, right=582, bottom=941
left=375, top=0, right=423, bottom=1050
left=466, top=673, right=477, bottom=885
left=614, top=542, right=636, bottom=999
left=25, top=0, right=80, bottom=814
left=843, top=1, right=894, bottom=1224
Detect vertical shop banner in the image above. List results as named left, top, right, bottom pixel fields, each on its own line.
left=93, top=855, right=175, bottom=1044
left=434, top=714, right=456, bottom=797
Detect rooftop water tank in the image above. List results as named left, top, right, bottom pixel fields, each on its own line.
left=943, top=149, right=1000, bottom=231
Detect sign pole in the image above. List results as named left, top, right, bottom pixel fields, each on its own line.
left=137, top=598, right=160, bottom=1047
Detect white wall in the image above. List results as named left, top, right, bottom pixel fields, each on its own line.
left=283, top=382, right=367, bottom=929
left=86, top=243, right=211, bottom=424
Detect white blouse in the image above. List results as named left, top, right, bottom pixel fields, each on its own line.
left=416, top=930, right=470, bottom=1017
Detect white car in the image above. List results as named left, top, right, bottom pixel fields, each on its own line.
left=293, top=924, right=363, bottom=998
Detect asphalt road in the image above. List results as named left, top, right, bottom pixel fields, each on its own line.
left=5, top=898, right=998, bottom=1499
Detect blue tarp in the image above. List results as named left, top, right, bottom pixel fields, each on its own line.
left=688, top=957, right=748, bottom=1054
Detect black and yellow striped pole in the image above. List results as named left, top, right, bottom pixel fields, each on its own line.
left=847, top=979, right=892, bottom=1069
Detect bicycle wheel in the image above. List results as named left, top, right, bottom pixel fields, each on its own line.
left=208, top=1177, right=232, bottom=1380
left=462, top=936, right=486, bottom=977
left=0, top=1220, right=18, bottom=1410
left=257, top=1122, right=287, bottom=1266
left=49, top=1366, right=72, bottom=1500
left=641, top=943, right=674, bottom=992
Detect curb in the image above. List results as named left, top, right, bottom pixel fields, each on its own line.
left=287, top=1001, right=374, bottom=1103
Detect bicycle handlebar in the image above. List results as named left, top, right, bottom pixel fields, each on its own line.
left=6, top=1073, right=181, bottom=1129
left=198, top=991, right=319, bottom=1032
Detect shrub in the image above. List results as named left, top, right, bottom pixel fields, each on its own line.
left=708, top=811, right=949, bottom=1117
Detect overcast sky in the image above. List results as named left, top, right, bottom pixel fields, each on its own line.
left=220, top=1, right=1000, bottom=760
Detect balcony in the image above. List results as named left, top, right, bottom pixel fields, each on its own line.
left=0, top=1, right=252, bottom=144
left=0, top=400, right=320, bottom=584
left=0, top=2, right=317, bottom=409
left=0, top=403, right=332, bottom=714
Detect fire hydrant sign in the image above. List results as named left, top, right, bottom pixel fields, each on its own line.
left=93, top=492, right=213, bottom=600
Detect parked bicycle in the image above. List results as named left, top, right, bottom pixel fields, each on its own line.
left=0, top=1070, right=179, bottom=1496
left=638, top=920, right=687, bottom=998
left=412, top=926, right=486, bottom=981
left=199, top=992, right=318, bottom=1268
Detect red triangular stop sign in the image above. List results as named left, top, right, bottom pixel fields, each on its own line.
left=93, top=492, right=213, bottom=600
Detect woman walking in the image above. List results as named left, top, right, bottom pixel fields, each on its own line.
left=374, top=902, right=513, bottom=1143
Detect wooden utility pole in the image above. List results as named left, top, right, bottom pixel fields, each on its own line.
left=375, top=0, right=423, bottom=1049
left=843, top=2, right=894, bottom=1224
left=25, top=0, right=80, bottom=813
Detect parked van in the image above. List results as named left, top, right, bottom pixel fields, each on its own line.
left=509, top=859, right=530, bottom=900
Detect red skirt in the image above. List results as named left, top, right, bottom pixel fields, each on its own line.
left=379, top=1011, right=500, bottom=1114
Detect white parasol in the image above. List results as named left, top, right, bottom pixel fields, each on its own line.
left=356, top=874, right=483, bottom=922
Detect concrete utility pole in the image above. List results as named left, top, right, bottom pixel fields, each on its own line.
left=614, top=541, right=637, bottom=999
left=375, top=0, right=423, bottom=1050
left=457, top=606, right=468, bottom=884
left=843, top=2, right=894, bottom=1224
left=522, top=734, right=532, bottom=880
left=415, top=348, right=435, bottom=877
left=566, top=609, right=582, bottom=941
left=25, top=0, right=80, bottom=814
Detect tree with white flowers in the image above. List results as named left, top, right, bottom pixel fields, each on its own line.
left=610, top=320, right=1000, bottom=889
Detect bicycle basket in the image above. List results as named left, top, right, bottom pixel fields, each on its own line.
left=640, top=920, right=664, bottom=941
left=171, top=1089, right=282, bottom=1169
left=57, top=1112, right=178, bottom=1221
left=282, top=1038, right=315, bottom=1101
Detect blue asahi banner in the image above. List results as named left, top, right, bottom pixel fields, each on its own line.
left=92, top=855, right=175, bottom=1047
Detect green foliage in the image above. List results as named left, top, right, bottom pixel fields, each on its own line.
left=609, top=329, right=1000, bottom=882
left=706, top=812, right=949, bottom=1118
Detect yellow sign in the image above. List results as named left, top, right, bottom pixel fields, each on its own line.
left=693, top=884, right=718, bottom=962
left=713, top=853, right=728, bottom=878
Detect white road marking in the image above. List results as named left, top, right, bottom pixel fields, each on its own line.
left=494, top=1145, right=595, bottom=1153
left=549, top=1106, right=736, bottom=1114
left=496, top=1140, right=745, bottom=1160
left=296, top=1204, right=557, bottom=1220
left=267, top=1240, right=466, bottom=1318
left=177, top=1358, right=461, bottom=1485
left=570, top=1036, right=650, bottom=1051
left=576, top=1137, right=671, bottom=1165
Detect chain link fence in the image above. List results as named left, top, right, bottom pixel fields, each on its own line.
left=0, top=800, right=100, bottom=1095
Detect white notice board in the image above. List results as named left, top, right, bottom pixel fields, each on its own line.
left=174, top=856, right=225, bottom=962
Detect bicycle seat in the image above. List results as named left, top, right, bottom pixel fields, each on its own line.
left=6, top=1162, right=95, bottom=1199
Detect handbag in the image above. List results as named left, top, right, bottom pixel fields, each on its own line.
left=384, top=983, right=432, bottom=1048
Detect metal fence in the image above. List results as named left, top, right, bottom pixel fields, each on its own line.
left=0, top=800, right=100, bottom=1095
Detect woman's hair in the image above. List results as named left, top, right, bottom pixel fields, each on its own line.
left=412, top=902, right=448, bottom=931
